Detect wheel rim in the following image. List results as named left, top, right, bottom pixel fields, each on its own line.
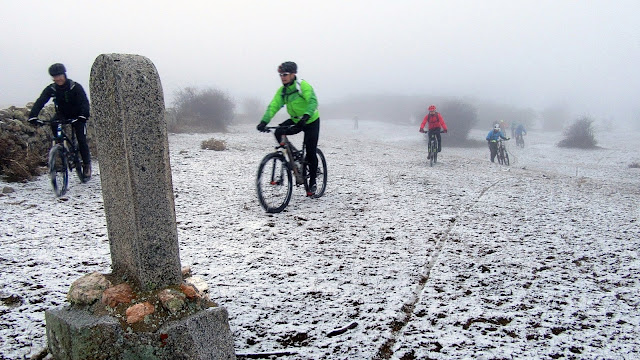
left=256, top=154, right=292, bottom=212
left=304, top=149, right=327, bottom=198
left=49, top=146, right=68, bottom=196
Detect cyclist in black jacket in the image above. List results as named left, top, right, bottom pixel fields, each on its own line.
left=28, top=63, right=92, bottom=179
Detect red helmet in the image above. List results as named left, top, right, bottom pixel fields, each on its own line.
left=428, top=105, right=436, bottom=111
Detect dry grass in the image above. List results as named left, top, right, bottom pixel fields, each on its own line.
left=200, top=138, right=227, bottom=151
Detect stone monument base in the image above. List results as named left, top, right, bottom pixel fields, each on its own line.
left=45, top=306, right=236, bottom=360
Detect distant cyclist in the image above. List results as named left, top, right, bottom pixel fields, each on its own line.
left=515, top=123, right=527, bottom=142
left=486, top=124, right=509, bottom=163
left=256, top=61, right=320, bottom=196
left=28, top=63, right=92, bottom=179
left=419, top=105, right=448, bottom=159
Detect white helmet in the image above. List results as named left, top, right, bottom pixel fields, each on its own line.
left=494, top=124, right=500, bottom=130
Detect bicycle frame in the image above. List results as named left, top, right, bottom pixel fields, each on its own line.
left=269, top=126, right=307, bottom=185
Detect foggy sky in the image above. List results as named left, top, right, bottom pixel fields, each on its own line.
left=2, top=0, right=639, bottom=125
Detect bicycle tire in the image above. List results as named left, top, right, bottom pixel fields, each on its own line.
left=70, top=150, right=85, bottom=183
left=497, top=146, right=504, bottom=165
left=303, top=148, right=327, bottom=198
left=48, top=144, right=68, bottom=197
left=504, top=150, right=510, bottom=166
left=429, top=138, right=436, bottom=167
left=256, top=153, right=292, bottom=213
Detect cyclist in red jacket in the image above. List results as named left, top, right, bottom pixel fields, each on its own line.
left=419, top=105, right=448, bottom=158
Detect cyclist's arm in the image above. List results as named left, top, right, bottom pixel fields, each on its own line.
left=28, top=86, right=54, bottom=119
left=75, top=83, right=91, bottom=119
left=299, top=80, right=318, bottom=121
left=260, top=87, right=285, bottom=124
left=419, top=115, right=428, bottom=131
left=438, top=113, right=448, bottom=131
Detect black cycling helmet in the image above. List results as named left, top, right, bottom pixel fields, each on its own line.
left=278, top=61, right=297, bottom=74
left=48, top=63, right=66, bottom=76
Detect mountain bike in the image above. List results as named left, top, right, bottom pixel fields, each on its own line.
left=34, top=118, right=88, bottom=196
left=426, top=130, right=444, bottom=167
left=515, top=133, right=525, bottom=148
left=496, top=138, right=510, bottom=166
left=256, top=126, right=327, bottom=213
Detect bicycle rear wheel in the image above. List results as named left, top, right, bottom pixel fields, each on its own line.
left=256, top=153, right=292, bottom=213
left=49, top=144, right=69, bottom=197
left=303, top=148, right=327, bottom=198
left=69, top=150, right=85, bottom=183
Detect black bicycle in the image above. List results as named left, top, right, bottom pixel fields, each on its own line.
left=496, top=138, right=510, bottom=166
left=256, top=126, right=327, bottom=213
left=426, top=130, right=444, bottom=167
left=515, top=133, right=525, bottom=148
left=35, top=118, right=87, bottom=196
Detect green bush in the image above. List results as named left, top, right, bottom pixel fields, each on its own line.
left=170, top=87, right=235, bottom=133
left=557, top=116, right=598, bottom=148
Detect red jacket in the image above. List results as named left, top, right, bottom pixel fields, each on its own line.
left=420, top=112, right=448, bottom=131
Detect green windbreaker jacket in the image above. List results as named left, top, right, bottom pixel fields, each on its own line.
left=260, top=79, right=319, bottom=125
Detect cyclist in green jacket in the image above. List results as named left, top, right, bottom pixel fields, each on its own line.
left=257, top=61, right=320, bottom=196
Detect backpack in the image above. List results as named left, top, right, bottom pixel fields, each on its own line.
left=281, top=80, right=305, bottom=102
left=427, top=112, right=440, bottom=125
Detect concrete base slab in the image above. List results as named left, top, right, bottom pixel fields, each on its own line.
left=45, top=306, right=235, bottom=360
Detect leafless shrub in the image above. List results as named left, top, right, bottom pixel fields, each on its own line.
left=171, top=87, right=235, bottom=133
left=629, top=162, right=640, bottom=169
left=436, top=99, right=479, bottom=146
left=557, top=116, right=598, bottom=148
left=201, top=138, right=227, bottom=151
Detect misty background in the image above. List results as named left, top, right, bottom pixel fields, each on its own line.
left=2, top=0, right=639, bottom=129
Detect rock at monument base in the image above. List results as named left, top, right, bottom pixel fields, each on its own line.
left=46, top=306, right=236, bottom=360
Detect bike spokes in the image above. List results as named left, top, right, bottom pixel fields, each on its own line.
left=256, top=154, right=293, bottom=213
left=303, top=148, right=327, bottom=198
left=48, top=144, right=69, bottom=197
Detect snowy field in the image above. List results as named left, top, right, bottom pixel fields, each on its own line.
left=1, top=119, right=639, bottom=359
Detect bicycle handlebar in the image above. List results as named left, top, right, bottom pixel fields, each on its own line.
left=261, top=125, right=297, bottom=133
left=32, top=118, right=79, bottom=126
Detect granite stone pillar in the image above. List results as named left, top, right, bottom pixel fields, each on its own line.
left=90, top=53, right=181, bottom=290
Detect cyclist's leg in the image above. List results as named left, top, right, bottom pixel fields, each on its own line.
left=303, top=119, right=320, bottom=186
left=274, top=119, right=296, bottom=143
left=435, top=128, right=442, bottom=152
left=73, top=121, right=91, bottom=164
left=489, top=142, right=497, bottom=162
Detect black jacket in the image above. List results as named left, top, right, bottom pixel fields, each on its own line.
left=29, top=79, right=90, bottom=120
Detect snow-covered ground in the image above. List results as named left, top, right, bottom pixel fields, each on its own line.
left=1, top=119, right=639, bottom=359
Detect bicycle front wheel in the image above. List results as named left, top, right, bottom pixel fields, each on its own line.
left=49, top=144, right=69, bottom=197
left=256, top=153, right=292, bottom=213
left=303, top=148, right=327, bottom=198
left=504, top=150, right=510, bottom=166
left=497, top=148, right=504, bottom=165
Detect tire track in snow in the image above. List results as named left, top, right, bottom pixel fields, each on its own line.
left=375, top=178, right=502, bottom=359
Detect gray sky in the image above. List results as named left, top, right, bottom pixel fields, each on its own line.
left=2, top=0, right=639, bottom=124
